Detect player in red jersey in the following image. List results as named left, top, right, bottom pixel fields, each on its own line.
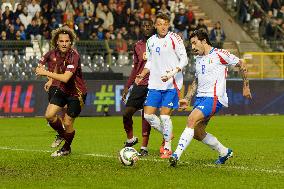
left=122, top=19, right=154, bottom=156
left=39, top=37, right=67, bottom=148
left=35, top=26, right=87, bottom=157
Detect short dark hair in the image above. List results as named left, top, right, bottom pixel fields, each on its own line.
left=189, top=29, right=212, bottom=46
left=155, top=13, right=170, bottom=23
left=141, top=18, right=153, bottom=27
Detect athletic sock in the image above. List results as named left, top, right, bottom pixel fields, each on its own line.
left=144, top=114, right=163, bottom=135
left=174, top=127, right=194, bottom=159
left=202, top=133, right=228, bottom=156
left=160, top=115, right=173, bottom=151
left=62, top=131, right=75, bottom=150
left=123, top=115, right=133, bottom=139
left=48, top=117, right=65, bottom=136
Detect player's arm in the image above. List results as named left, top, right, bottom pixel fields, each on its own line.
left=36, top=52, right=79, bottom=83
left=235, top=59, right=252, bottom=99
left=122, top=45, right=139, bottom=101
left=217, top=50, right=252, bottom=99
left=44, top=77, right=53, bottom=91
left=135, top=67, right=150, bottom=85
left=161, top=35, right=188, bottom=82
left=179, top=78, right=197, bottom=110
left=36, top=65, right=73, bottom=83
left=135, top=40, right=151, bottom=85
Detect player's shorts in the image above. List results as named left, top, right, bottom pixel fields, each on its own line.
left=126, top=84, right=148, bottom=109
left=193, top=97, right=223, bottom=118
left=49, top=88, right=87, bottom=118
left=48, top=86, right=58, bottom=102
left=144, top=89, right=179, bottom=109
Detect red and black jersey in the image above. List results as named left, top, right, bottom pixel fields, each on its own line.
left=39, top=49, right=65, bottom=88
left=125, top=40, right=149, bottom=89
left=39, top=48, right=87, bottom=97
left=62, top=49, right=87, bottom=97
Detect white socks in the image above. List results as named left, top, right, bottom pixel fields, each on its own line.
left=160, top=115, right=173, bottom=151
left=202, top=133, right=228, bottom=157
left=174, top=127, right=194, bottom=159
left=144, top=114, right=163, bottom=134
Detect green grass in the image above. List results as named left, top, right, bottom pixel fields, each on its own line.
left=0, top=116, right=283, bottom=189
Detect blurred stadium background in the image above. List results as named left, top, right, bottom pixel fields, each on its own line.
left=0, top=0, right=284, bottom=188
left=0, top=0, right=283, bottom=116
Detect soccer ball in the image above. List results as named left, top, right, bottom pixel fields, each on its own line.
left=119, top=147, right=139, bottom=166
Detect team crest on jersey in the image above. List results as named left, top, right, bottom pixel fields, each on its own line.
left=143, top=52, right=147, bottom=60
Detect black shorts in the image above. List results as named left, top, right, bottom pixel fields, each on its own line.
left=49, top=88, right=87, bottom=118
left=48, top=86, right=58, bottom=102
left=126, top=84, right=148, bottom=109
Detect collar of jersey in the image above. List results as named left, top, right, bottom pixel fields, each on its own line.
left=156, top=32, right=169, bottom=38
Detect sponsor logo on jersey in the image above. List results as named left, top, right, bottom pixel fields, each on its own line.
left=67, top=65, right=74, bottom=69
left=198, top=105, right=204, bottom=109
left=168, top=102, right=173, bottom=106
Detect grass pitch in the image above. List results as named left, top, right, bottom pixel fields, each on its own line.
left=0, top=116, right=283, bottom=189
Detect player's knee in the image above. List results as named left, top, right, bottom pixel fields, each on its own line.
left=187, top=116, right=197, bottom=128
left=160, top=115, right=171, bottom=123
left=63, top=117, right=73, bottom=128
left=144, top=113, right=153, bottom=122
left=45, top=112, right=56, bottom=122
left=123, top=112, right=132, bottom=120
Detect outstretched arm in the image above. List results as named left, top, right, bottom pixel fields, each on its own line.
left=179, top=78, right=197, bottom=110
left=235, top=60, right=252, bottom=99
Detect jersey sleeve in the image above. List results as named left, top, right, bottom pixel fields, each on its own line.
left=215, top=49, right=240, bottom=66
left=125, top=44, right=139, bottom=89
left=38, top=51, right=52, bottom=70
left=170, top=33, right=188, bottom=70
left=144, top=38, right=152, bottom=70
left=65, top=51, right=80, bottom=73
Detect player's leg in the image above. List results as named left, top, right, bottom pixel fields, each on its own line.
left=159, top=89, right=178, bottom=158
left=194, top=98, right=233, bottom=164
left=159, top=107, right=174, bottom=158
left=169, top=108, right=205, bottom=166
left=47, top=87, right=63, bottom=129
left=123, top=106, right=139, bottom=147
left=47, top=87, right=66, bottom=147
left=45, top=103, right=66, bottom=148
left=144, top=106, right=161, bottom=132
left=51, top=95, right=85, bottom=157
left=143, top=89, right=163, bottom=135
left=139, top=110, right=151, bottom=156
left=123, top=84, right=149, bottom=147
left=194, top=121, right=232, bottom=164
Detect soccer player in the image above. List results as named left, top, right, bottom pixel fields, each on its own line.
left=39, top=41, right=67, bottom=149
left=122, top=19, right=154, bottom=156
left=169, top=29, right=252, bottom=167
left=135, top=13, right=188, bottom=159
left=35, top=26, right=87, bottom=157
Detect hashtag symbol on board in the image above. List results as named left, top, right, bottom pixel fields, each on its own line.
left=94, top=85, right=115, bottom=112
